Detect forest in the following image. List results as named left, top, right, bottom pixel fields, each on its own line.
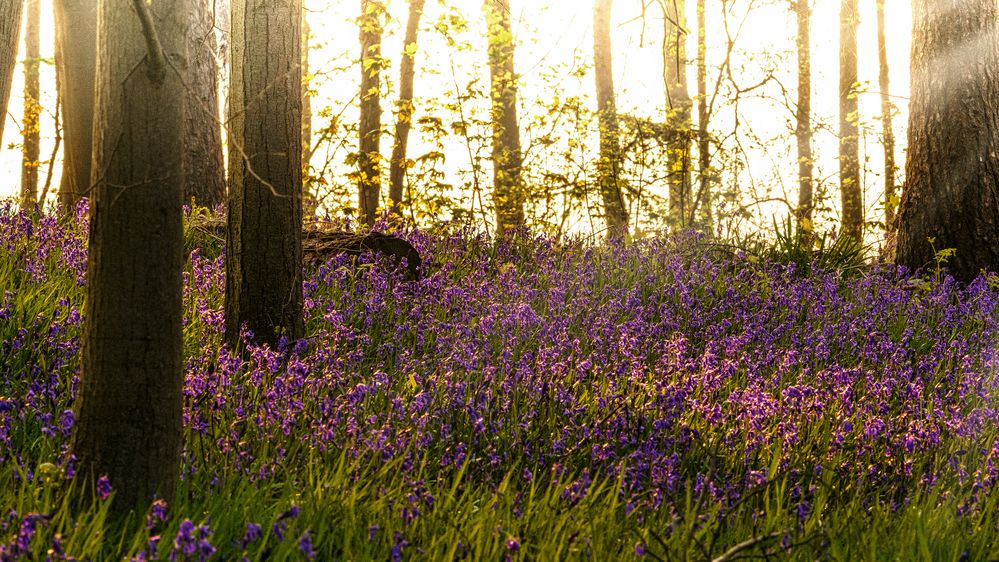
left=1, top=0, right=999, bottom=559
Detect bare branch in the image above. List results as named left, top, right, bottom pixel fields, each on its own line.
left=130, top=0, right=167, bottom=83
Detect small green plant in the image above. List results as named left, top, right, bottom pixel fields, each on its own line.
left=928, top=237, right=957, bottom=284
left=726, top=215, right=869, bottom=277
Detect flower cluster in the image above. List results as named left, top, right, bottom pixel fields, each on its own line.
left=2, top=204, right=999, bottom=558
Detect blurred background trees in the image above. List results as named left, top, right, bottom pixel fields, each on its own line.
left=2, top=0, right=999, bottom=274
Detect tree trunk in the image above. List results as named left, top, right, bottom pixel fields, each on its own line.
left=73, top=0, right=187, bottom=510
left=0, top=0, right=24, bottom=153
left=53, top=0, right=97, bottom=209
left=226, top=0, right=304, bottom=348
left=876, top=0, right=896, bottom=229
left=593, top=0, right=629, bottom=237
left=357, top=0, right=384, bottom=226
left=839, top=0, right=863, bottom=241
left=695, top=0, right=711, bottom=227
left=20, top=0, right=41, bottom=207
left=895, top=0, right=999, bottom=281
left=486, top=0, right=525, bottom=235
left=388, top=0, right=425, bottom=214
left=662, top=0, right=692, bottom=229
left=794, top=0, right=813, bottom=229
left=184, top=0, right=225, bottom=209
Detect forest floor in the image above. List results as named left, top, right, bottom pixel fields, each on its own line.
left=2, top=202, right=999, bottom=560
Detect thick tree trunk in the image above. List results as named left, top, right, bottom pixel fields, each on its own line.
left=486, top=0, right=525, bottom=235
left=20, top=0, right=41, bottom=207
left=795, top=0, right=813, bottom=228
left=0, top=0, right=24, bottom=153
left=695, top=0, right=711, bottom=227
left=388, top=0, right=425, bottom=214
left=184, top=0, right=225, bottom=209
left=876, top=0, right=896, bottom=229
left=839, top=0, right=863, bottom=241
left=357, top=0, right=384, bottom=226
left=73, top=0, right=187, bottom=510
left=662, top=0, right=692, bottom=229
left=895, top=0, right=999, bottom=280
left=53, top=0, right=97, bottom=209
left=593, top=0, right=629, bottom=237
left=226, top=0, right=304, bottom=348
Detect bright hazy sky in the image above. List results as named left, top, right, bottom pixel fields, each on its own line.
left=0, top=0, right=912, bottom=232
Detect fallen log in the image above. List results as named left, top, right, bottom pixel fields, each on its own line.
left=187, top=218, right=422, bottom=279
left=303, top=230, right=422, bottom=280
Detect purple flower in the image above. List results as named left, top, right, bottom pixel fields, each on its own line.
left=505, top=536, right=520, bottom=553
left=58, top=410, right=74, bottom=436
left=147, top=499, right=168, bottom=530
left=174, top=520, right=197, bottom=556
left=272, top=520, right=286, bottom=542
left=96, top=475, right=112, bottom=501
left=241, top=523, right=262, bottom=548
left=299, top=530, right=317, bottom=560
left=15, top=513, right=45, bottom=553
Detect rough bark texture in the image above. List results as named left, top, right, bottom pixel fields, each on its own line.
left=696, top=0, right=710, bottom=227
left=226, top=0, right=304, bottom=348
left=0, top=0, right=24, bottom=154
left=53, top=0, right=97, bottom=208
left=486, top=0, right=525, bottom=235
left=73, top=0, right=187, bottom=510
left=184, top=0, right=225, bottom=208
left=21, top=0, right=41, bottom=206
left=839, top=0, right=863, bottom=241
left=358, top=0, right=384, bottom=226
left=662, top=0, right=692, bottom=229
left=794, top=0, right=813, bottom=228
left=895, top=0, right=999, bottom=280
left=593, top=0, right=629, bottom=237
left=388, top=0, right=425, bottom=213
left=876, top=0, right=896, bottom=229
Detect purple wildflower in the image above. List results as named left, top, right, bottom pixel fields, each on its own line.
left=299, top=530, right=317, bottom=560
left=96, top=475, right=112, bottom=501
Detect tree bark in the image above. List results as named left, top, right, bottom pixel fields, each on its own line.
left=226, top=0, right=304, bottom=348
left=662, top=0, right=692, bottom=229
left=895, top=0, right=999, bottom=280
left=695, top=0, right=711, bottom=227
left=876, top=0, right=896, bottom=229
left=794, top=0, right=813, bottom=229
left=184, top=0, right=225, bottom=209
left=0, top=0, right=25, bottom=154
left=20, top=0, right=41, bottom=207
left=53, top=0, right=97, bottom=209
left=839, top=0, right=863, bottom=241
left=486, top=0, right=525, bottom=235
left=357, top=0, right=384, bottom=226
left=73, top=0, right=187, bottom=510
left=593, top=0, right=629, bottom=237
left=388, top=0, right=425, bottom=214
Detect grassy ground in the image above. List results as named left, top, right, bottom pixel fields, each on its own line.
left=1, top=202, right=998, bottom=560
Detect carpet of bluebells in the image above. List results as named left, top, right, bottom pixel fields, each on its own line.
left=2, top=201, right=999, bottom=560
